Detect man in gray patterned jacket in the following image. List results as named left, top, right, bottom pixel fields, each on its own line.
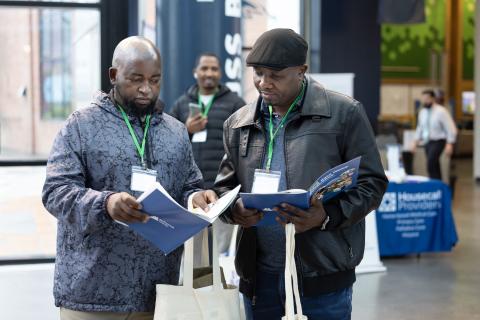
left=42, top=36, right=216, bottom=320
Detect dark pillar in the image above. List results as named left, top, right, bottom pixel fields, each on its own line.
left=100, top=0, right=138, bottom=92
left=306, top=0, right=381, bottom=132
left=156, top=0, right=242, bottom=111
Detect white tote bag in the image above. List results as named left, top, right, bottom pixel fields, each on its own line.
left=282, top=223, right=308, bottom=320
left=219, top=224, right=240, bottom=287
left=154, top=223, right=242, bottom=320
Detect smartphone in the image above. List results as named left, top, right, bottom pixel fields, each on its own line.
left=189, top=103, right=201, bottom=116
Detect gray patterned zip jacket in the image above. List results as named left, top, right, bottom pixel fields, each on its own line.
left=42, top=91, right=203, bottom=312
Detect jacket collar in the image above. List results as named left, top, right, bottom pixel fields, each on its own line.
left=231, top=75, right=331, bottom=129
left=187, top=83, right=231, bottom=100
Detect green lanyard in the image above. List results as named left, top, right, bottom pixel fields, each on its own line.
left=266, top=83, right=305, bottom=171
left=118, top=105, right=151, bottom=168
left=197, top=93, right=216, bottom=117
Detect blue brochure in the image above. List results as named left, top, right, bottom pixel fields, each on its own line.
left=120, top=184, right=240, bottom=255
left=240, top=157, right=361, bottom=226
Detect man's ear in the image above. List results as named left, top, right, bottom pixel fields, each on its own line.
left=298, top=64, right=308, bottom=78
left=192, top=66, right=198, bottom=79
left=109, top=67, right=117, bottom=85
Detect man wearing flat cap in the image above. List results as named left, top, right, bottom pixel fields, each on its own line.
left=202, top=29, right=387, bottom=319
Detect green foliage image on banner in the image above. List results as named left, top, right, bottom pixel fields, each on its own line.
left=463, top=0, right=475, bottom=80
left=381, top=0, right=445, bottom=79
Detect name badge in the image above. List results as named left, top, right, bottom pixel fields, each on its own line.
left=192, top=130, right=208, bottom=143
left=131, top=166, right=157, bottom=192
left=251, top=169, right=281, bottom=194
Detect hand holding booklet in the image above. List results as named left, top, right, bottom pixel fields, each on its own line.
left=240, top=157, right=361, bottom=226
left=119, top=183, right=241, bottom=254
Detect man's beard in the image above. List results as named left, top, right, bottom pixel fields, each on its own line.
left=113, top=87, right=156, bottom=117
left=424, top=103, right=433, bottom=109
left=124, top=98, right=155, bottom=117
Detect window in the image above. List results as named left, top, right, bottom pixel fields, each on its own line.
left=0, top=6, right=100, bottom=159
left=39, top=9, right=73, bottom=119
left=0, top=2, right=100, bottom=261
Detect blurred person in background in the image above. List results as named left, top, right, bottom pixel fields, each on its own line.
left=413, top=89, right=457, bottom=180
left=170, top=52, right=245, bottom=255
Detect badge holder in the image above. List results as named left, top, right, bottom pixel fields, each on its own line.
left=251, top=169, right=281, bottom=194
left=192, top=130, right=207, bottom=143
left=131, top=166, right=158, bottom=192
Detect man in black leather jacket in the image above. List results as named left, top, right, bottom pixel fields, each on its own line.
left=210, top=29, right=388, bottom=319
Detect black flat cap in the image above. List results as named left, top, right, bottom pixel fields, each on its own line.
left=246, top=28, right=308, bottom=70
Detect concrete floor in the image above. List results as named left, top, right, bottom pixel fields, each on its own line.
left=1, top=158, right=479, bottom=320
left=0, top=263, right=56, bottom=319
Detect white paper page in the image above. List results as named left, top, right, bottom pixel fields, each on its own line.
left=137, top=183, right=240, bottom=223
left=277, top=189, right=306, bottom=194
left=196, top=185, right=241, bottom=222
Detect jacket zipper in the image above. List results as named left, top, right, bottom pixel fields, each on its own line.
left=249, top=115, right=294, bottom=305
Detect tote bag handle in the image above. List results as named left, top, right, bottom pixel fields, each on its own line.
left=283, top=223, right=307, bottom=320
left=183, top=224, right=223, bottom=290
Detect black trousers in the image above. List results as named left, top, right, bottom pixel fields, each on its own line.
left=425, top=139, right=446, bottom=180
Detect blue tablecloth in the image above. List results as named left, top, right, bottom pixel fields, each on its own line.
left=376, top=179, right=458, bottom=256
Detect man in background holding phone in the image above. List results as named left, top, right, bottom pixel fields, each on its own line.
left=170, top=52, right=245, bottom=254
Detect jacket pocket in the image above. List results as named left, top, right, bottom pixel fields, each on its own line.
left=340, top=229, right=355, bottom=260
left=296, top=229, right=357, bottom=276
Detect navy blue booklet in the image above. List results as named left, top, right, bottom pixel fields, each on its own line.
left=240, top=157, right=361, bottom=226
left=120, top=184, right=240, bottom=254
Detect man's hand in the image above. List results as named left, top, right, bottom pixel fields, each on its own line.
left=106, top=192, right=149, bottom=223
left=274, top=199, right=327, bottom=233
left=232, top=198, right=262, bottom=228
left=186, top=114, right=208, bottom=134
left=444, top=143, right=454, bottom=157
left=192, top=190, right=218, bottom=212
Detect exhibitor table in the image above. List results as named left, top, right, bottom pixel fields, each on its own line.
left=376, top=178, right=458, bottom=256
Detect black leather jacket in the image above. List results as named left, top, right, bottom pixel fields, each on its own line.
left=213, top=76, right=388, bottom=299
